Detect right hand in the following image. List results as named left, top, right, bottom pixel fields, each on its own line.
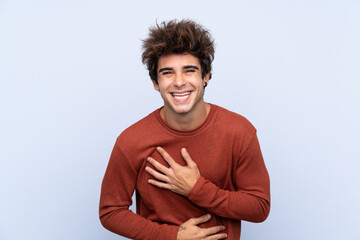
left=177, top=214, right=227, bottom=240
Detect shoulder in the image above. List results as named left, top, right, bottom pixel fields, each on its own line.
left=213, top=104, right=256, bottom=136
left=115, top=109, right=159, bottom=148
left=212, top=105, right=259, bottom=156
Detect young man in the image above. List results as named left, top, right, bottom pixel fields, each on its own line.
left=99, top=20, right=270, bottom=240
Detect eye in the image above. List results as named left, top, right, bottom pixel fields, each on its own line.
left=185, top=69, right=196, bottom=73
left=162, top=71, right=172, bottom=75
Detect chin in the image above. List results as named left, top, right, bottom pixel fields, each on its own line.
left=171, top=105, right=193, bottom=114
left=174, top=108, right=191, bottom=114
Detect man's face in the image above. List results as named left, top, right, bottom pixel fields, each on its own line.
left=153, top=53, right=210, bottom=117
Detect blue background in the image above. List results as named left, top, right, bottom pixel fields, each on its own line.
left=1, top=0, right=359, bottom=239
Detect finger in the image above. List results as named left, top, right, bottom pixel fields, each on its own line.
left=204, top=233, right=228, bottom=240
left=203, top=225, right=226, bottom=236
left=148, top=178, right=173, bottom=190
left=147, top=157, right=170, bottom=175
left=181, top=148, right=196, bottom=167
left=189, top=214, right=211, bottom=225
left=145, top=166, right=170, bottom=183
left=156, top=147, right=177, bottom=168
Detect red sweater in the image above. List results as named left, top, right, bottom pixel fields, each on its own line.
left=99, top=104, right=270, bottom=240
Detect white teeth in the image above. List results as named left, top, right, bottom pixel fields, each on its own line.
left=172, top=92, right=191, bottom=98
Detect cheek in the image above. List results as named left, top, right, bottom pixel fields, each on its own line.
left=158, top=87, right=170, bottom=100
left=191, top=79, right=204, bottom=89
left=157, top=83, right=167, bottom=92
left=159, top=79, right=175, bottom=93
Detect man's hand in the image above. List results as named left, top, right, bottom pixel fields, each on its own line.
left=177, top=214, right=227, bottom=240
left=146, top=147, right=200, bottom=195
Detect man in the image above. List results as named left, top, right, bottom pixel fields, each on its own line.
left=99, top=19, right=270, bottom=240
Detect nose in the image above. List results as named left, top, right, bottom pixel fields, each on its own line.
left=173, top=73, right=186, bottom=88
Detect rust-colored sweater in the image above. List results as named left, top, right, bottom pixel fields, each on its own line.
left=99, top=104, right=270, bottom=240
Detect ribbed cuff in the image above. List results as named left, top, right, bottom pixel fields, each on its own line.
left=185, top=176, right=207, bottom=201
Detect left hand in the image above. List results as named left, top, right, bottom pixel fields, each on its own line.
left=146, top=147, right=200, bottom=195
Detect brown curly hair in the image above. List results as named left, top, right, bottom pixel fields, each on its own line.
left=142, top=19, right=215, bottom=84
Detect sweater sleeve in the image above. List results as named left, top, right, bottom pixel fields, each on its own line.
left=99, top=141, right=179, bottom=240
left=185, top=132, right=270, bottom=222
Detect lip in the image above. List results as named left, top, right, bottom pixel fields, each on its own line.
left=170, top=91, right=192, bottom=102
left=170, top=89, right=192, bottom=93
left=171, top=90, right=191, bottom=95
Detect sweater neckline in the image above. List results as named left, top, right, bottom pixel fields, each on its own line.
left=155, top=104, right=217, bottom=136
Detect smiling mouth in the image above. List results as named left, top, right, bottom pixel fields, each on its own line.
left=171, top=91, right=191, bottom=99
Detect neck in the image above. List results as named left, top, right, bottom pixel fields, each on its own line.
left=160, top=103, right=211, bottom=131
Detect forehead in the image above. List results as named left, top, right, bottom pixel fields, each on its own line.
left=157, top=54, right=200, bottom=70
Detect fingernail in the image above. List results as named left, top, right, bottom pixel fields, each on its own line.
left=222, top=226, right=225, bottom=230
left=206, top=214, right=211, bottom=219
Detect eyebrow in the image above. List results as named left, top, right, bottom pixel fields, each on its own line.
left=158, top=65, right=199, bottom=73
left=158, top=67, right=173, bottom=73
left=184, top=65, right=199, bottom=70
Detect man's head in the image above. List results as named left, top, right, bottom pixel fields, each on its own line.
left=142, top=19, right=215, bottom=84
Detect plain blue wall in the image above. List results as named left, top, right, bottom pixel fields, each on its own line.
left=1, top=0, right=359, bottom=239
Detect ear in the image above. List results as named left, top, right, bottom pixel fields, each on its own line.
left=152, top=79, right=160, bottom=91
left=203, top=72, right=211, bottom=85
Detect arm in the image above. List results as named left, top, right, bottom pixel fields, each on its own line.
left=186, top=133, right=270, bottom=222
left=99, top=140, right=227, bottom=240
left=146, top=133, right=270, bottom=223
left=99, top=141, right=179, bottom=240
